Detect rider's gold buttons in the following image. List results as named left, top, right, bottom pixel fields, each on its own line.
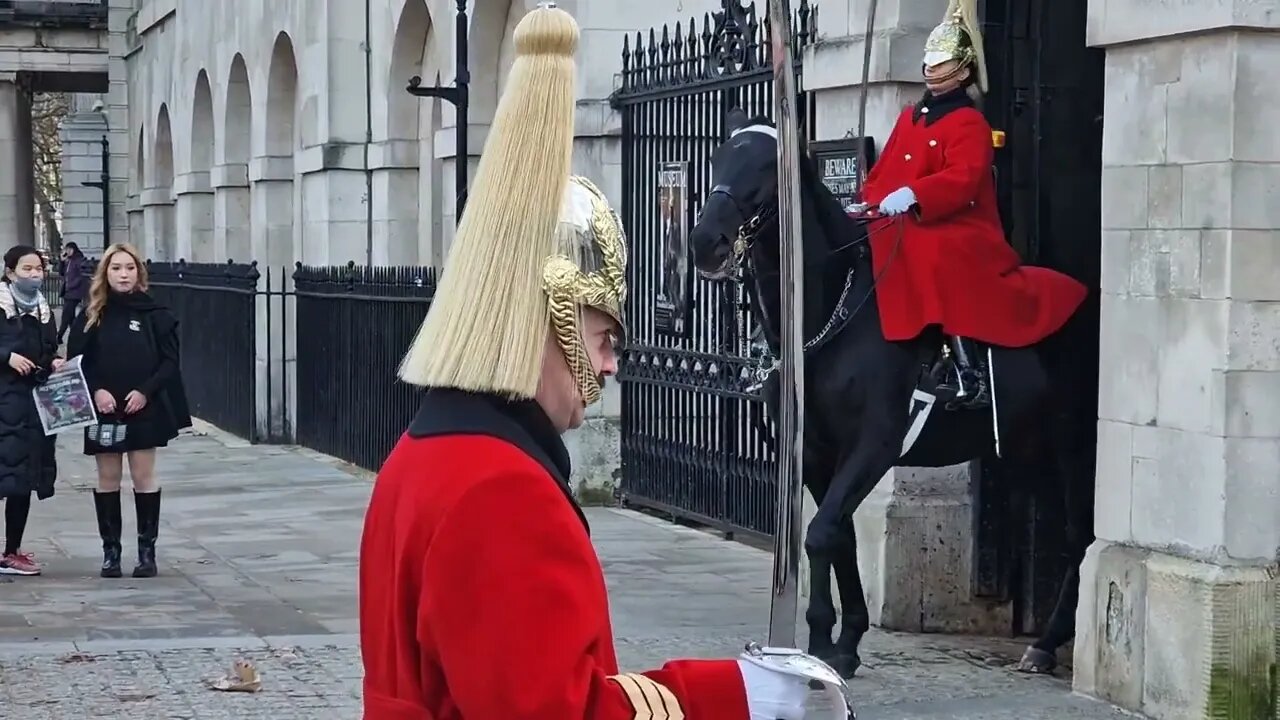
left=929, top=140, right=938, bottom=147
left=905, top=154, right=912, bottom=161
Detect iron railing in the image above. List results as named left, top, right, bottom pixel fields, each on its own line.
left=609, top=0, right=815, bottom=541
left=293, top=262, right=437, bottom=472
left=146, top=260, right=259, bottom=441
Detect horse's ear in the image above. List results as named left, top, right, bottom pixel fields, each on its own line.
left=725, top=108, right=749, bottom=135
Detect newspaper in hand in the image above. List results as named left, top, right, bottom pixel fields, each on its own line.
left=32, top=354, right=98, bottom=436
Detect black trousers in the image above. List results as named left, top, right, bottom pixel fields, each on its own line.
left=3, top=494, right=31, bottom=555
left=57, top=297, right=80, bottom=342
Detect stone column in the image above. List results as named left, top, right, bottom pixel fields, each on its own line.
left=296, top=146, right=370, bottom=265
left=368, top=140, right=420, bottom=265
left=58, top=106, right=109, bottom=251
left=174, top=171, right=214, bottom=261
left=139, top=187, right=175, bottom=261
left=250, top=155, right=295, bottom=441
left=212, top=163, right=251, bottom=262
left=106, top=0, right=132, bottom=248
left=126, top=196, right=143, bottom=250
left=802, top=0, right=1011, bottom=634
left=0, top=79, right=34, bottom=249
left=1072, top=6, right=1280, bottom=719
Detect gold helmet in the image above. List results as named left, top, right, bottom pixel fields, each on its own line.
left=922, top=0, right=988, bottom=93
left=398, top=3, right=626, bottom=407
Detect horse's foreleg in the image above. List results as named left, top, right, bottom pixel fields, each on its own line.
left=806, top=555, right=837, bottom=659
left=804, top=436, right=902, bottom=678
left=829, top=514, right=869, bottom=679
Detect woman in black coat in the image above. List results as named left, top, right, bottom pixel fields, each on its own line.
left=0, top=245, right=62, bottom=577
left=68, top=242, right=191, bottom=579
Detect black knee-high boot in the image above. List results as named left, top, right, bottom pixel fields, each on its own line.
left=92, top=491, right=123, bottom=578
left=132, top=490, right=161, bottom=578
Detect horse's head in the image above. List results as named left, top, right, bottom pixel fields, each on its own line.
left=690, top=109, right=780, bottom=281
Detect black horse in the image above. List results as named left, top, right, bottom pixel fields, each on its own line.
left=687, top=111, right=1096, bottom=678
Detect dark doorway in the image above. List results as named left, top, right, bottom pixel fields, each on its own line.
left=972, top=0, right=1105, bottom=637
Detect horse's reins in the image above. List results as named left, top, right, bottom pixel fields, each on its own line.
left=710, top=178, right=908, bottom=356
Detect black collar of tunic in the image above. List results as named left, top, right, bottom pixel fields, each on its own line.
left=913, top=86, right=975, bottom=126
left=407, top=388, right=588, bottom=532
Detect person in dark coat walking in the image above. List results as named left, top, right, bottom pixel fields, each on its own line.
left=68, top=242, right=192, bottom=579
left=57, top=242, right=87, bottom=345
left=0, top=245, right=63, bottom=576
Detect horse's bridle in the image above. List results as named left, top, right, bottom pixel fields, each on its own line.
left=707, top=183, right=778, bottom=277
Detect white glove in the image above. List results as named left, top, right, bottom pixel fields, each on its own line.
left=737, top=657, right=809, bottom=720
left=737, top=645, right=855, bottom=720
left=878, top=186, right=917, bottom=216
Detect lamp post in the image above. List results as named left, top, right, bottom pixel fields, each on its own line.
left=80, top=134, right=110, bottom=249
left=407, top=0, right=470, bottom=224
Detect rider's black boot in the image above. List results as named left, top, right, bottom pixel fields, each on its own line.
left=937, top=336, right=990, bottom=409
left=93, top=490, right=123, bottom=578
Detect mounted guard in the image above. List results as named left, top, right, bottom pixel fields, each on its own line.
left=357, top=3, right=853, bottom=719
left=856, top=0, right=1087, bottom=407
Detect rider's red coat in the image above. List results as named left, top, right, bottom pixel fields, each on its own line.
left=860, top=95, right=1087, bottom=347
left=359, top=389, right=750, bottom=720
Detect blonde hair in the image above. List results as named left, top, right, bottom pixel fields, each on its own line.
left=398, top=5, right=579, bottom=398
left=84, top=242, right=148, bottom=330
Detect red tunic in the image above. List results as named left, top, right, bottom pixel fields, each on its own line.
left=359, top=390, right=750, bottom=720
left=860, top=101, right=1087, bottom=348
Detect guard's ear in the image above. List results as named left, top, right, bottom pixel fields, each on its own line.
left=725, top=108, right=749, bottom=134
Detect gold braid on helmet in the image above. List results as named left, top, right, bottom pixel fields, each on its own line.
left=542, top=176, right=628, bottom=405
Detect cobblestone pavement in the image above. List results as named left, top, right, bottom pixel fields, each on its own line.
left=0, top=425, right=1140, bottom=718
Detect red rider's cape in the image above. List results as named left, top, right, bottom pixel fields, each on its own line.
left=859, top=94, right=1087, bottom=348
left=359, top=388, right=749, bottom=720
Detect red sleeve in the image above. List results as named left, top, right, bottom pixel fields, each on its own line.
left=860, top=108, right=910, bottom=205
left=422, top=470, right=749, bottom=720
left=907, top=111, right=993, bottom=223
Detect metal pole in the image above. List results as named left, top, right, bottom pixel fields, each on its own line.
left=81, top=134, right=111, bottom=249
left=100, top=135, right=110, bottom=248
left=405, top=0, right=470, bottom=227
left=765, top=0, right=807, bottom=649
left=454, top=0, right=469, bottom=221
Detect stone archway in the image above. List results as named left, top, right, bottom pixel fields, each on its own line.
left=217, top=53, right=253, bottom=262
left=129, top=127, right=146, bottom=248
left=180, top=70, right=216, bottom=261
left=255, top=31, right=297, bottom=269
left=378, top=0, right=442, bottom=265
left=144, top=104, right=176, bottom=261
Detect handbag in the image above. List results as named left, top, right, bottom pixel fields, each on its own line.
left=87, top=411, right=129, bottom=450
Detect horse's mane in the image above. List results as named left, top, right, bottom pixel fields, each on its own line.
left=739, top=115, right=858, bottom=226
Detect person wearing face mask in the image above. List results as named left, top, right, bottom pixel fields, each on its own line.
left=67, top=242, right=192, bottom=579
left=357, top=6, right=853, bottom=720
left=856, top=0, right=1087, bottom=409
left=0, top=245, right=64, bottom=576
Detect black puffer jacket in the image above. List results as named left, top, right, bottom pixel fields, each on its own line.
left=0, top=285, right=58, bottom=499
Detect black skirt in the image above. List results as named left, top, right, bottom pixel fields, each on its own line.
left=82, top=401, right=179, bottom=455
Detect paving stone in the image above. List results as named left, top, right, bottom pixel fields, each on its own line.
left=0, top=425, right=1139, bottom=718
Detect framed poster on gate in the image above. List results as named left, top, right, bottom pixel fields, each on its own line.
left=808, top=136, right=877, bottom=209
left=655, top=161, right=691, bottom=339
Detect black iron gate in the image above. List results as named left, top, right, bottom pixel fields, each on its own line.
left=612, top=0, right=815, bottom=541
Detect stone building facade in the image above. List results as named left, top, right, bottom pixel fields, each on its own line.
left=114, top=0, right=1277, bottom=717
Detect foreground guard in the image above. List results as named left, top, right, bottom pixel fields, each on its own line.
left=857, top=0, right=1087, bottom=406
left=357, top=5, right=853, bottom=719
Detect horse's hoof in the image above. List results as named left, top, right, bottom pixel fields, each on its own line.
left=1015, top=646, right=1057, bottom=675
left=829, top=653, right=861, bottom=679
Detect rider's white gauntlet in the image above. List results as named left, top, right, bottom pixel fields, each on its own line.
left=736, top=645, right=855, bottom=720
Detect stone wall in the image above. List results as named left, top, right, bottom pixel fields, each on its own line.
left=1072, top=2, right=1280, bottom=718
left=59, top=97, right=108, bottom=252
